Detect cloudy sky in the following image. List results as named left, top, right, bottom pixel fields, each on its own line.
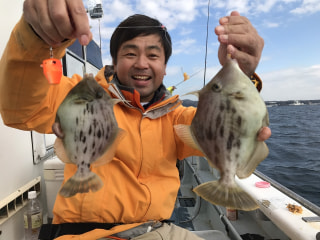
left=1, top=0, right=319, bottom=101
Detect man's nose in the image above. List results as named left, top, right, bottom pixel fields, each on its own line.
left=134, top=55, right=149, bottom=69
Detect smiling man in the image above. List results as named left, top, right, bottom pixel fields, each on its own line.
left=0, top=0, right=269, bottom=239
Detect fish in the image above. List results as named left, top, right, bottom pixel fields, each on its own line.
left=174, top=56, right=269, bottom=211
left=52, top=74, right=125, bottom=198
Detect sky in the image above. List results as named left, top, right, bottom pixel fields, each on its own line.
left=1, top=0, right=320, bottom=101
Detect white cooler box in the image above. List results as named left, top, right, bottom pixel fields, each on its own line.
left=43, top=156, right=65, bottom=220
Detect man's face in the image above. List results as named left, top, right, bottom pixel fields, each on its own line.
left=114, top=34, right=167, bottom=102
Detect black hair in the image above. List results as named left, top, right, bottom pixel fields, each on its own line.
left=110, top=14, right=172, bottom=65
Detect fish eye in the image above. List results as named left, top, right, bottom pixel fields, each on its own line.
left=212, top=83, right=222, bottom=92
left=96, top=90, right=104, bottom=99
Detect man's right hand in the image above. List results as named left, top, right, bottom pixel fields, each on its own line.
left=23, top=0, right=92, bottom=46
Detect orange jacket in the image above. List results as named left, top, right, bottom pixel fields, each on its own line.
left=0, top=18, right=202, bottom=239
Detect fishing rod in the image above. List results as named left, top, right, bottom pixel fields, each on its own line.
left=174, top=68, right=203, bottom=87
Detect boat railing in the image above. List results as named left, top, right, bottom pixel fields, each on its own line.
left=254, top=169, right=320, bottom=218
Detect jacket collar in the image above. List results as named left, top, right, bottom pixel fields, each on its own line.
left=109, top=74, right=171, bottom=110
left=107, top=74, right=182, bottom=119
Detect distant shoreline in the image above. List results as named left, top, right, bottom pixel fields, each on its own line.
left=181, top=99, right=320, bottom=107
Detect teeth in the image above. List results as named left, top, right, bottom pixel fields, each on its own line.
left=133, top=75, right=149, bottom=80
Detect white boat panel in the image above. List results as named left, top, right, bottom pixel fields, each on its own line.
left=236, top=174, right=320, bottom=240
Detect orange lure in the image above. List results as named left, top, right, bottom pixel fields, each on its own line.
left=41, top=47, right=62, bottom=84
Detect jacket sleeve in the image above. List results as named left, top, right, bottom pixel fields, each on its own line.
left=0, top=17, right=80, bottom=133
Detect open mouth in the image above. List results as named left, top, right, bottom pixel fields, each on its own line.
left=132, top=75, right=151, bottom=81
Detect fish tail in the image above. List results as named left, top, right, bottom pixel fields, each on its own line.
left=59, top=172, right=103, bottom=198
left=193, top=181, right=258, bottom=211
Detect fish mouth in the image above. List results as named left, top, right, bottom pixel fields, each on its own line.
left=229, top=91, right=245, bottom=99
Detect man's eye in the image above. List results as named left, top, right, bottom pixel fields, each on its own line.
left=149, top=54, right=159, bottom=59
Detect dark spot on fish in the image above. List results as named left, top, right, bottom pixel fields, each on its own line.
left=219, top=104, right=225, bottom=112
left=106, top=125, right=110, bottom=134
left=226, top=99, right=231, bottom=111
left=231, top=108, right=236, bottom=114
left=76, top=117, right=79, bottom=125
left=83, top=109, right=86, bottom=115
left=219, top=126, right=224, bottom=138
left=81, top=161, right=85, bottom=165
left=82, top=136, right=86, bottom=143
left=101, top=127, right=105, bottom=138
left=89, top=125, right=92, bottom=135
left=105, top=131, right=109, bottom=140
left=216, top=114, right=222, bottom=128
left=92, top=151, right=96, bottom=157
left=237, top=116, right=242, bottom=127
left=227, top=132, right=234, bottom=150
left=86, top=103, right=89, bottom=111
left=92, top=141, right=95, bottom=149
left=87, top=164, right=90, bottom=168
left=91, top=105, right=94, bottom=114
left=97, top=129, right=101, bottom=138
left=80, top=130, right=83, bottom=141
left=83, top=146, right=87, bottom=154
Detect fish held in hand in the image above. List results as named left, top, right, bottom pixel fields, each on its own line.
left=52, top=74, right=125, bottom=198
left=174, top=56, right=269, bottom=211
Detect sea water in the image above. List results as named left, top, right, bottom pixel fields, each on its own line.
left=257, top=104, right=320, bottom=206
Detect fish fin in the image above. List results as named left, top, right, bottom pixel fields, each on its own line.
left=92, top=128, right=126, bottom=167
left=59, top=171, right=103, bottom=198
left=193, top=181, right=259, bottom=211
left=237, top=141, right=269, bottom=179
left=174, top=124, right=203, bottom=152
left=54, top=138, right=72, bottom=164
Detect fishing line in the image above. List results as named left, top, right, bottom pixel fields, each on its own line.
left=203, top=0, right=211, bottom=87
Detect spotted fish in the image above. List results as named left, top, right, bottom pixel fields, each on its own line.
left=174, top=56, right=269, bottom=211
left=52, top=74, right=125, bottom=198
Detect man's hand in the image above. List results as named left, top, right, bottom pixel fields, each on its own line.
left=23, top=0, right=92, bottom=46
left=215, top=11, right=264, bottom=77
